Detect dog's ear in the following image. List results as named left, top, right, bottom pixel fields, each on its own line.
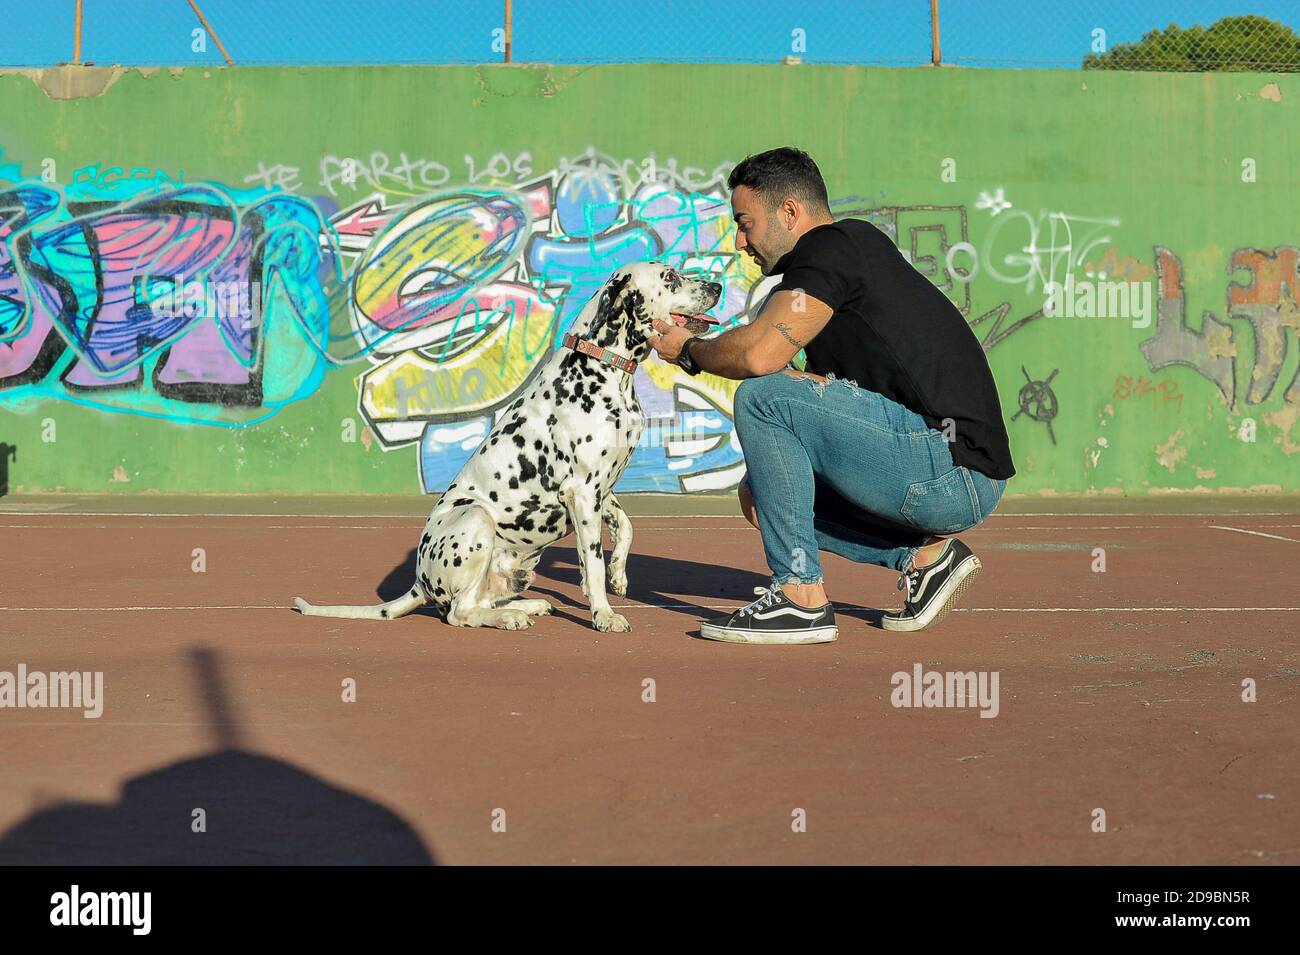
left=588, top=273, right=633, bottom=337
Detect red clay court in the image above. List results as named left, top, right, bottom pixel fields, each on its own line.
left=1, top=494, right=1295, bottom=865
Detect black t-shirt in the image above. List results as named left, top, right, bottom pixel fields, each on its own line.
left=770, top=219, right=1015, bottom=480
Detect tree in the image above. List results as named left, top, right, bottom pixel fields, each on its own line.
left=1084, top=15, right=1300, bottom=71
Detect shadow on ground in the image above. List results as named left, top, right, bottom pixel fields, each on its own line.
left=371, top=535, right=900, bottom=633
left=377, top=539, right=775, bottom=623
left=0, top=648, right=435, bottom=865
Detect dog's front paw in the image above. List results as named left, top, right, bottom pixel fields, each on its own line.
left=493, top=610, right=534, bottom=630
left=593, top=608, right=631, bottom=632
left=608, top=563, right=628, bottom=597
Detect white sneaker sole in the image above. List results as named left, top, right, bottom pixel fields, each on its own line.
left=880, top=555, right=981, bottom=632
left=698, top=623, right=839, bottom=645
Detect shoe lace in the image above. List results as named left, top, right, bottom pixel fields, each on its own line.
left=738, top=583, right=783, bottom=617
left=896, top=567, right=922, bottom=604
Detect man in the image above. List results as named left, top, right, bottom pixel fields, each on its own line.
left=648, top=146, right=1014, bottom=644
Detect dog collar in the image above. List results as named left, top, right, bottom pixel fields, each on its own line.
left=562, top=334, right=637, bottom=375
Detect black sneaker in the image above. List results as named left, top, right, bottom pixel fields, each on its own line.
left=700, top=583, right=838, bottom=644
left=881, top=539, right=981, bottom=632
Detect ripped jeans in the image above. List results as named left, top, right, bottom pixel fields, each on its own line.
left=733, top=371, right=1007, bottom=584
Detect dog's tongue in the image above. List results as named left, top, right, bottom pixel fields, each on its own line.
left=671, top=312, right=719, bottom=328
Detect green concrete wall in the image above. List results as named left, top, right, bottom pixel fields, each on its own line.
left=1, top=64, right=1296, bottom=496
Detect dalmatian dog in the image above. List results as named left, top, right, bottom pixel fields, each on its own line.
left=294, top=262, right=722, bottom=631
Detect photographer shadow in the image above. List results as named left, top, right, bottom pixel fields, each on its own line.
left=0, top=648, right=436, bottom=865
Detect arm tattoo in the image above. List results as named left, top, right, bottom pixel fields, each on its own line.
left=774, top=322, right=806, bottom=349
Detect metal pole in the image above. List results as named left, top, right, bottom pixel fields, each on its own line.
left=930, top=0, right=942, bottom=66
left=73, top=0, right=83, bottom=64
left=504, top=0, right=513, bottom=63
left=187, top=0, right=235, bottom=66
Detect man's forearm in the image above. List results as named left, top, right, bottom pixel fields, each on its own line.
left=689, top=328, right=775, bottom=379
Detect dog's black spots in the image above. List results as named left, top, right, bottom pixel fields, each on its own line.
left=502, top=418, right=524, bottom=435
left=421, top=532, right=431, bottom=546
left=542, top=391, right=551, bottom=400
left=585, top=473, right=593, bottom=483
left=478, top=446, right=486, bottom=455
left=585, top=435, right=593, bottom=443
left=451, top=498, right=473, bottom=507
left=505, top=506, right=513, bottom=512
left=380, top=608, right=389, bottom=619
left=600, top=449, right=608, bottom=456
left=490, top=437, right=499, bottom=445
left=453, top=556, right=462, bottom=567
left=508, top=477, right=519, bottom=490
left=517, top=455, right=537, bottom=483
left=590, top=541, right=601, bottom=552
left=546, top=414, right=557, bottom=427
left=489, top=490, right=498, bottom=502
left=451, top=542, right=459, bottom=550
left=533, top=439, right=543, bottom=450
left=581, top=519, right=587, bottom=526
left=512, top=434, right=526, bottom=448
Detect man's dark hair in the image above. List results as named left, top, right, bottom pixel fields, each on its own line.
left=727, top=147, right=831, bottom=214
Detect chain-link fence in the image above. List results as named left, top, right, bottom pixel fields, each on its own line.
left=2, top=1, right=1297, bottom=71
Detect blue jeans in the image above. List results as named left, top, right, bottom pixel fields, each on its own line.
left=734, top=371, right=1007, bottom=583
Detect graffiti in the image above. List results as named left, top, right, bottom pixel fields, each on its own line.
left=347, top=149, right=754, bottom=492
left=1013, top=365, right=1059, bottom=445
left=1228, top=247, right=1300, bottom=407
left=1112, top=375, right=1184, bottom=411
left=0, top=182, right=337, bottom=423
left=6, top=137, right=1298, bottom=492
left=1140, top=248, right=1236, bottom=407
left=1138, top=243, right=1300, bottom=456
left=976, top=188, right=1011, bottom=216
left=320, top=152, right=452, bottom=196
left=834, top=196, right=1126, bottom=353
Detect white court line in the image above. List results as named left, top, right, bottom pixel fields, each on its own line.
left=1208, top=525, right=1300, bottom=544
left=0, top=512, right=420, bottom=519
left=2, top=604, right=1297, bottom=613
left=2, top=509, right=1299, bottom=520
left=7, top=521, right=1300, bottom=533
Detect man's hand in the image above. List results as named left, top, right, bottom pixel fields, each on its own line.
left=648, top=319, right=694, bottom=363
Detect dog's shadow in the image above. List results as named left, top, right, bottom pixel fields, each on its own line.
left=377, top=541, right=775, bottom=623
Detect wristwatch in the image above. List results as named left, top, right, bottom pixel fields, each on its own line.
left=676, top=338, right=702, bottom=376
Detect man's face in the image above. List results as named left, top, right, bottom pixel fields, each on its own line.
left=731, top=185, right=796, bottom=276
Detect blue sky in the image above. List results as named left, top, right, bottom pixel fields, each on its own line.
left=1, top=1, right=1297, bottom=68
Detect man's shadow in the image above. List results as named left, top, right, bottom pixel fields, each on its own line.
left=0, top=648, right=436, bottom=865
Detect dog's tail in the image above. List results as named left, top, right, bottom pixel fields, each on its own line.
left=293, top=587, right=428, bottom=620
